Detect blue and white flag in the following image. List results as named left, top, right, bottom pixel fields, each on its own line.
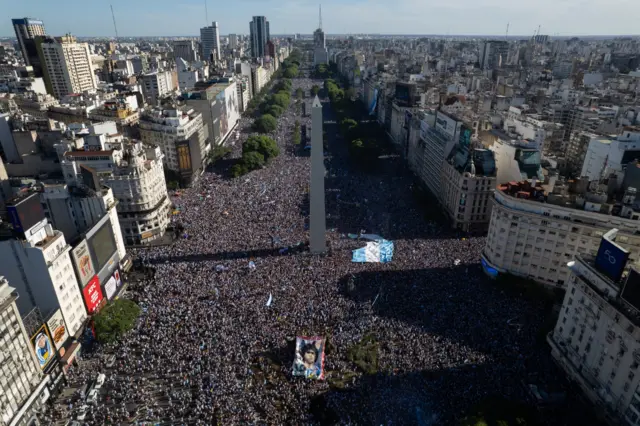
left=352, top=239, right=394, bottom=263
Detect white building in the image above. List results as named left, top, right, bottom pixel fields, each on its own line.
left=38, top=34, right=96, bottom=99
left=0, top=193, right=87, bottom=337
left=407, top=111, right=460, bottom=201
left=228, top=34, right=238, bottom=49
left=200, top=22, right=221, bottom=62
left=139, top=105, right=208, bottom=185
left=141, top=70, right=175, bottom=106
left=581, top=128, right=640, bottom=186
left=60, top=128, right=171, bottom=245
left=548, top=247, right=640, bottom=426
left=0, top=276, right=50, bottom=426
left=482, top=180, right=640, bottom=288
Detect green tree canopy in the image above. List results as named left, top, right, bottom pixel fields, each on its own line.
left=241, top=151, right=265, bottom=170
left=283, top=66, right=298, bottom=79
left=267, top=104, right=285, bottom=117
left=271, top=93, right=290, bottom=108
left=311, top=85, right=320, bottom=95
left=254, top=114, right=277, bottom=133
left=243, top=135, right=279, bottom=160
left=93, top=299, right=141, bottom=344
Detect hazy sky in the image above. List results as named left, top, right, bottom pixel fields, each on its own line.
left=2, top=0, right=640, bottom=37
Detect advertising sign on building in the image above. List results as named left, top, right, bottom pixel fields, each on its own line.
left=46, top=309, right=68, bottom=351
left=435, top=112, right=459, bottom=140
left=458, top=124, right=472, bottom=147
left=31, top=324, right=54, bottom=370
left=82, top=275, right=104, bottom=314
left=104, top=276, right=117, bottom=300
left=71, top=240, right=95, bottom=288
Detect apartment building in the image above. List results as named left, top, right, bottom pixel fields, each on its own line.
left=172, top=39, right=199, bottom=63
left=581, top=127, right=640, bottom=184
left=37, top=34, right=96, bottom=99
left=139, top=105, right=208, bottom=185
left=0, top=193, right=87, bottom=337
left=548, top=246, right=640, bottom=426
left=482, top=180, right=640, bottom=288
left=200, top=22, right=221, bottom=62
left=0, top=276, right=50, bottom=426
left=12, top=17, right=46, bottom=77
left=141, top=71, right=175, bottom=106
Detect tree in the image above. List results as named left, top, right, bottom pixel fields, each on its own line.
left=296, top=88, right=304, bottom=99
left=267, top=104, right=284, bottom=118
left=254, top=114, right=277, bottom=133
left=272, top=93, right=290, bottom=108
left=93, top=299, right=141, bottom=344
left=243, top=135, right=279, bottom=161
left=346, top=87, right=356, bottom=100
left=241, top=151, right=265, bottom=170
left=283, top=66, right=298, bottom=79
left=231, top=163, right=248, bottom=178
left=311, top=85, right=320, bottom=95
left=341, top=118, right=358, bottom=134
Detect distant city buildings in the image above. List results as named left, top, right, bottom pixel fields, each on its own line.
left=141, top=70, right=175, bottom=105
left=172, top=39, right=200, bottom=63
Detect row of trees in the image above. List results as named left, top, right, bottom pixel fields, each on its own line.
left=231, top=135, right=280, bottom=177
left=293, top=120, right=301, bottom=145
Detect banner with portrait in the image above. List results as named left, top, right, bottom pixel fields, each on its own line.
left=31, top=325, right=54, bottom=369
left=292, top=336, right=325, bottom=380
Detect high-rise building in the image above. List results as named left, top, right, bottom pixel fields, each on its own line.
left=479, top=40, right=509, bottom=70
left=0, top=193, right=88, bottom=337
left=173, top=39, right=200, bottom=63
left=200, top=22, right=221, bottom=62
left=0, top=276, right=51, bottom=426
left=249, top=16, right=270, bottom=58
left=12, top=18, right=46, bottom=77
left=228, top=34, right=238, bottom=49
left=36, top=34, right=96, bottom=99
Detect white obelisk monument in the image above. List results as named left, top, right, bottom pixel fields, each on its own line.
left=310, top=95, right=326, bottom=253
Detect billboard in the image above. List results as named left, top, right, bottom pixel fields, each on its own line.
left=435, top=112, right=460, bottom=140
left=31, top=324, right=54, bottom=370
left=87, top=218, right=117, bottom=272
left=176, top=140, right=192, bottom=172
left=622, top=269, right=640, bottom=312
left=7, top=193, right=46, bottom=234
left=71, top=239, right=96, bottom=288
left=292, top=336, right=325, bottom=380
left=595, top=234, right=629, bottom=283
left=83, top=275, right=104, bottom=314
left=46, top=309, right=68, bottom=351
left=104, top=276, right=117, bottom=300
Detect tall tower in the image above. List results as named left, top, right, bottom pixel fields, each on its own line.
left=200, top=22, right=221, bottom=62
left=12, top=18, right=46, bottom=76
left=249, top=16, right=269, bottom=58
left=310, top=96, right=326, bottom=253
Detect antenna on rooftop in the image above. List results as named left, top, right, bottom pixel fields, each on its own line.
left=505, top=22, right=509, bottom=41
left=319, top=4, right=323, bottom=30
left=110, top=4, right=119, bottom=41
left=204, top=0, right=209, bottom=25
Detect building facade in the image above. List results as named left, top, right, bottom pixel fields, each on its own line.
left=37, top=35, right=96, bottom=99
left=141, top=71, right=175, bottom=106
left=172, top=40, right=199, bottom=63
left=0, top=276, right=50, bottom=426
left=249, top=16, right=269, bottom=58
left=482, top=181, right=640, bottom=288
left=138, top=106, right=208, bottom=184
left=0, top=194, right=88, bottom=337
left=200, top=22, right=221, bottom=62
left=548, top=252, right=640, bottom=426
left=12, top=18, right=46, bottom=77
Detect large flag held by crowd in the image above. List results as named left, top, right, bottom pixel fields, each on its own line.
left=292, top=336, right=325, bottom=380
left=352, top=239, right=394, bottom=263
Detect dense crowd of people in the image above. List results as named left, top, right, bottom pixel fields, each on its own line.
left=47, top=73, right=561, bottom=425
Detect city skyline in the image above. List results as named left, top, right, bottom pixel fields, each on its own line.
left=2, top=0, right=640, bottom=38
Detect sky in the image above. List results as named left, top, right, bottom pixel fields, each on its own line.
left=2, top=0, right=640, bottom=37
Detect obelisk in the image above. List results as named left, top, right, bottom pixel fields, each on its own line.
left=310, top=95, right=326, bottom=253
